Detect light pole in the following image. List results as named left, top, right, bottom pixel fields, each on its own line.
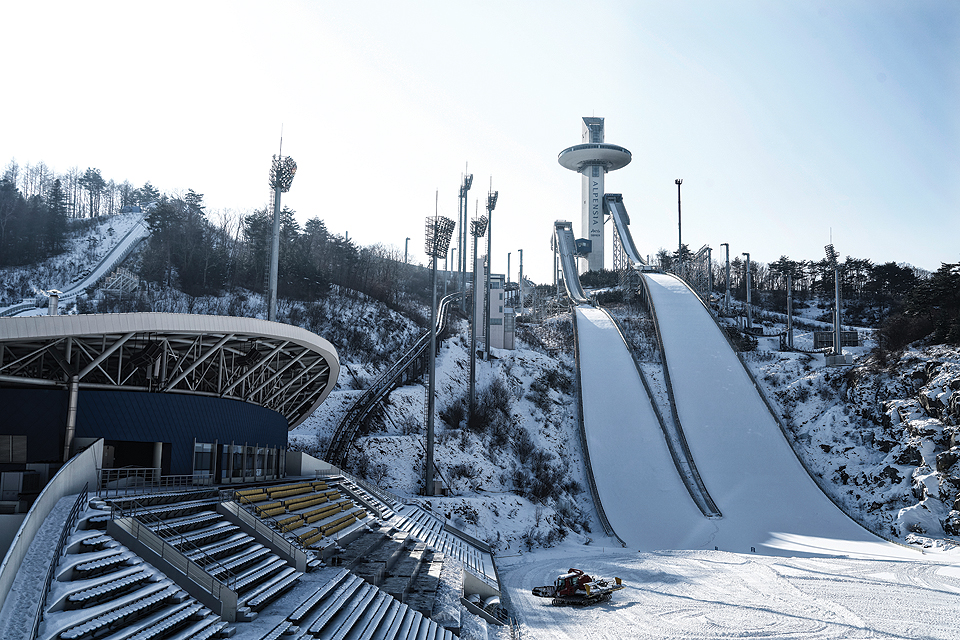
left=484, top=183, right=498, bottom=362
left=404, top=237, right=410, bottom=264
left=743, top=252, right=752, bottom=330
left=786, top=270, right=794, bottom=349
left=469, top=214, right=488, bottom=425
left=423, top=202, right=455, bottom=496
left=518, top=248, right=524, bottom=315
left=721, top=243, right=731, bottom=314
left=675, top=178, right=683, bottom=277
left=459, top=171, right=473, bottom=312
left=825, top=244, right=842, bottom=356
left=268, top=151, right=297, bottom=322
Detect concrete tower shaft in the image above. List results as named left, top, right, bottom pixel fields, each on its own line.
left=558, top=117, right=631, bottom=273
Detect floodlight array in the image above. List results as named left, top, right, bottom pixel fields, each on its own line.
left=270, top=155, right=298, bottom=192
left=471, top=215, right=488, bottom=238
left=487, top=190, right=499, bottom=211
left=824, top=243, right=839, bottom=267
left=425, top=215, right=456, bottom=258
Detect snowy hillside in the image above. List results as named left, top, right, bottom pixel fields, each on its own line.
left=0, top=210, right=144, bottom=307
left=748, top=342, right=960, bottom=548
left=291, top=314, right=596, bottom=553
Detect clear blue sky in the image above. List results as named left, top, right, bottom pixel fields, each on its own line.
left=3, top=1, right=957, bottom=282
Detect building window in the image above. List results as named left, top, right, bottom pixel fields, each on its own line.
left=193, top=442, right=214, bottom=476
left=491, top=318, right=503, bottom=325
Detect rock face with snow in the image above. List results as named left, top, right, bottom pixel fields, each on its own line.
left=747, top=343, right=960, bottom=547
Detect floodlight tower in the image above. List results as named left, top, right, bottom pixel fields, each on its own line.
left=484, top=183, right=498, bottom=362
left=268, top=151, right=297, bottom=322
left=458, top=171, right=473, bottom=311
left=558, top=117, right=631, bottom=273
left=469, top=213, right=488, bottom=425
left=424, top=203, right=455, bottom=496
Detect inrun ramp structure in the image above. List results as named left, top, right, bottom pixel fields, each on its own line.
left=553, top=221, right=591, bottom=304
left=567, top=194, right=916, bottom=558
left=635, top=273, right=900, bottom=556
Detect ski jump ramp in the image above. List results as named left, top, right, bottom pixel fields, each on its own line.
left=563, top=198, right=911, bottom=558
left=575, top=305, right=708, bottom=550
left=553, top=221, right=590, bottom=304
left=636, top=273, right=900, bottom=557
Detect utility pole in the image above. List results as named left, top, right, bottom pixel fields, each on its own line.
left=721, top=243, right=731, bottom=314
left=825, top=244, right=842, bottom=357
left=423, top=196, right=454, bottom=496
left=459, top=170, right=473, bottom=312
left=675, top=178, right=683, bottom=278
left=743, top=252, right=752, bottom=330
left=484, top=182, right=498, bottom=362
left=786, top=271, right=794, bottom=348
left=518, top=248, right=524, bottom=315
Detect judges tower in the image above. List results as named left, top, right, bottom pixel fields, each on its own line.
left=558, top=117, right=631, bottom=273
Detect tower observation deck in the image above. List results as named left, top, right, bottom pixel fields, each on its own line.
left=558, top=117, right=631, bottom=273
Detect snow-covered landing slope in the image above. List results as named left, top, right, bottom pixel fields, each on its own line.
left=642, top=273, right=910, bottom=558
left=575, top=306, right=704, bottom=549
left=0, top=213, right=150, bottom=317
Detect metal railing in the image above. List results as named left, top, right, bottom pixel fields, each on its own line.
left=218, top=499, right=311, bottom=564
left=112, top=498, right=237, bottom=589
left=98, top=468, right=214, bottom=498
left=111, top=515, right=237, bottom=606
left=326, top=291, right=462, bottom=466
left=31, top=483, right=89, bottom=640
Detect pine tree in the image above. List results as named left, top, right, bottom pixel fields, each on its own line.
left=79, top=167, right=105, bottom=217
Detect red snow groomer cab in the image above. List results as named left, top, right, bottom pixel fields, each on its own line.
left=531, top=568, right=624, bottom=606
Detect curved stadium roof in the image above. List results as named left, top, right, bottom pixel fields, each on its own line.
left=0, top=313, right=339, bottom=429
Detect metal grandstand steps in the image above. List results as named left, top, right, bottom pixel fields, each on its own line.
left=32, top=475, right=499, bottom=640
left=385, top=505, right=497, bottom=585
left=256, top=565, right=457, bottom=640
left=36, top=507, right=236, bottom=640
left=106, top=489, right=311, bottom=623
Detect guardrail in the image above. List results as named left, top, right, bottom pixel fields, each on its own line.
left=570, top=308, right=626, bottom=547
left=110, top=515, right=238, bottom=619
left=113, top=498, right=237, bottom=588
left=30, top=482, right=89, bottom=640
left=218, top=499, right=310, bottom=569
left=325, top=291, right=463, bottom=466
left=0, top=301, right=35, bottom=317
left=98, top=468, right=213, bottom=498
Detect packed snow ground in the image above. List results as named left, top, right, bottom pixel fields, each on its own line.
left=500, top=546, right=960, bottom=640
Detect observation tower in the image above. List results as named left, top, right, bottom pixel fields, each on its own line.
left=558, top=117, right=631, bottom=272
